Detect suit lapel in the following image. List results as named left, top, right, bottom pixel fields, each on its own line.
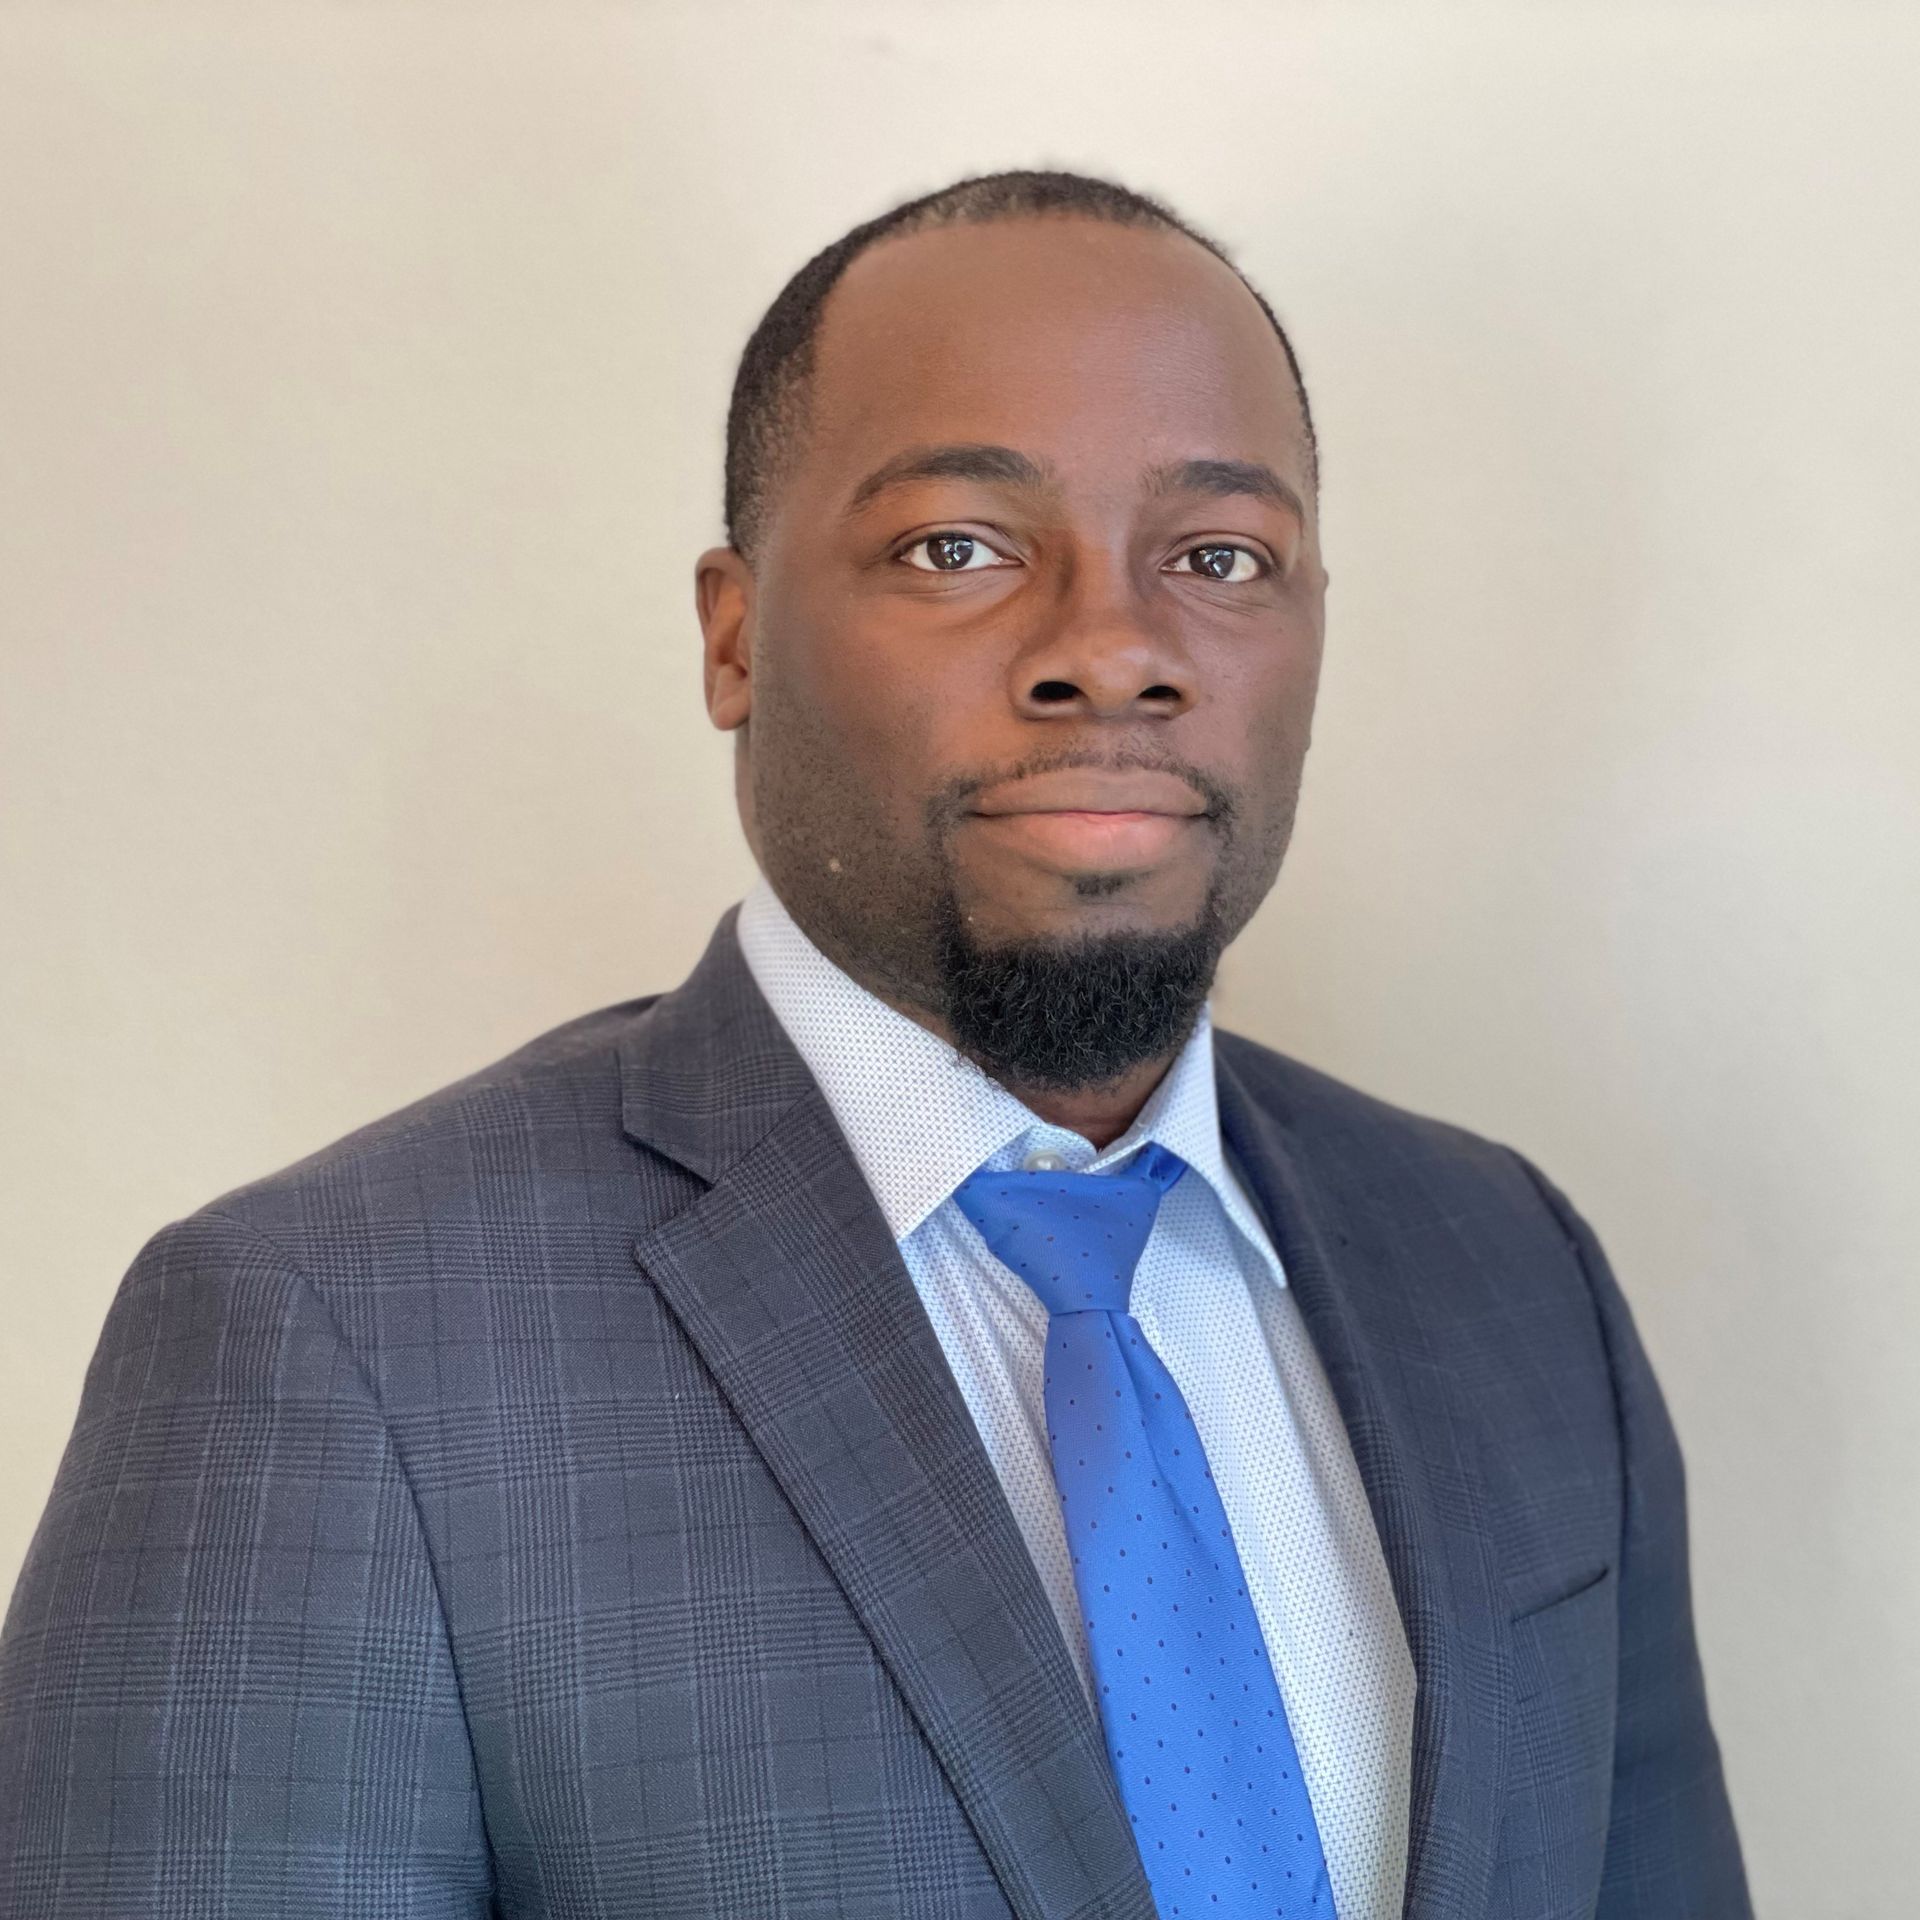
left=620, top=910, right=1158, bottom=1920
left=1215, top=1039, right=1513, bottom=1920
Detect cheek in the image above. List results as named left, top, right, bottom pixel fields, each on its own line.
left=766, top=611, right=965, bottom=832
left=1217, top=625, right=1321, bottom=751
left=1201, top=633, right=1322, bottom=857
left=1268, top=651, right=1322, bottom=755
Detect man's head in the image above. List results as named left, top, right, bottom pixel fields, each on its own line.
left=696, top=169, right=1327, bottom=1098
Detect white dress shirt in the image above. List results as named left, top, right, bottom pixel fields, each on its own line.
left=736, top=876, right=1415, bottom=1920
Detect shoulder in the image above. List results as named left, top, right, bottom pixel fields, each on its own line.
left=1214, top=1023, right=1552, bottom=1205
left=1211, top=1021, right=1611, bottom=1324
left=164, top=991, right=686, bottom=1282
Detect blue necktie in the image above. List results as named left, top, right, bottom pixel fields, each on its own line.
left=954, top=1143, right=1334, bottom=1919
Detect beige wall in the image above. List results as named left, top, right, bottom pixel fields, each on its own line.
left=4, top=3, right=1915, bottom=1908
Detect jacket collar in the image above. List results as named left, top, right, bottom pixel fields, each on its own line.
left=1213, top=1035, right=1513, bottom=1919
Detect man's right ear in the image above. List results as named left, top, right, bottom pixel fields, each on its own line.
left=695, top=546, right=754, bottom=732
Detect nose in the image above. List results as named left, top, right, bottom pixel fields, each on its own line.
left=1009, top=563, right=1196, bottom=720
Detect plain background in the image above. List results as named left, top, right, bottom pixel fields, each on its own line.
left=3, top=2, right=1915, bottom=1909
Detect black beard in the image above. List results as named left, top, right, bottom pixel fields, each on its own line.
left=930, top=878, right=1228, bottom=1093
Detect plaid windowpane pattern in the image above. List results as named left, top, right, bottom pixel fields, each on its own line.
left=0, top=906, right=1750, bottom=1918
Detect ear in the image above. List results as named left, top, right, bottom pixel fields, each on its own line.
left=695, top=545, right=755, bottom=731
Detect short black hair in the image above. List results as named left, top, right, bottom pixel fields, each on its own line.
left=722, top=168, right=1316, bottom=562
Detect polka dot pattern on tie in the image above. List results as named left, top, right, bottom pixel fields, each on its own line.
left=957, top=1144, right=1336, bottom=1918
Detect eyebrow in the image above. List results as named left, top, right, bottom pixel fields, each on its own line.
left=841, top=442, right=1308, bottom=522
left=1145, top=458, right=1307, bottom=522
left=844, top=443, right=1057, bottom=515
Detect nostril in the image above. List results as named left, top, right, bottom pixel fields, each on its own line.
left=1028, top=681, right=1182, bottom=706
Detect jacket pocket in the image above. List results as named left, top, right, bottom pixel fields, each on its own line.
left=1509, top=1559, right=1613, bottom=1626
left=1490, top=1560, right=1619, bottom=1916
left=1509, top=1560, right=1617, bottom=1709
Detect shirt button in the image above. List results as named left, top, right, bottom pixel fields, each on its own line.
left=1023, top=1149, right=1070, bottom=1172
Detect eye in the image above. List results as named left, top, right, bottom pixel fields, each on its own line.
left=898, top=531, right=1016, bottom=573
left=1174, top=543, right=1265, bottom=583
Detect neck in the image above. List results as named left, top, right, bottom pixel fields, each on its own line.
left=864, top=980, right=1182, bottom=1151
left=999, top=1056, right=1180, bottom=1150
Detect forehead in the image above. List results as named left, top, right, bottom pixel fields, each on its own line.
left=797, top=217, right=1311, bottom=498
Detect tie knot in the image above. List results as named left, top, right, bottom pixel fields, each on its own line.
left=952, top=1142, right=1188, bottom=1317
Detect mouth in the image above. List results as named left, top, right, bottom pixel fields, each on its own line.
left=968, top=768, right=1210, bottom=820
left=962, top=769, right=1213, bottom=872
left=961, top=806, right=1205, bottom=872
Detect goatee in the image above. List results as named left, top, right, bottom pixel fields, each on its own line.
left=930, top=880, right=1227, bottom=1092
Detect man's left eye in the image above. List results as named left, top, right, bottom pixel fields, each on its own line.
left=1176, top=545, right=1264, bottom=583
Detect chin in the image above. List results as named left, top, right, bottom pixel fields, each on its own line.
left=954, top=861, right=1217, bottom=943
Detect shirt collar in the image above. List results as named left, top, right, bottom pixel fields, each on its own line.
left=734, top=874, right=1279, bottom=1275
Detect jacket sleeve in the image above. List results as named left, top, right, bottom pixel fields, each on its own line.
left=0, top=1210, right=494, bottom=1918
left=1512, top=1152, right=1753, bottom=1918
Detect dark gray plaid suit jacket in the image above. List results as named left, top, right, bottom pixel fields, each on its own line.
left=1, top=905, right=1750, bottom=1918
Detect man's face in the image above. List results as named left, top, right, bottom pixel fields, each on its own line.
left=699, top=215, right=1326, bottom=1089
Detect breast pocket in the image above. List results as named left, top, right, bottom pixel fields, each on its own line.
left=1491, top=1563, right=1620, bottom=1919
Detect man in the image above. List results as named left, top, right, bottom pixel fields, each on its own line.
left=0, top=170, right=1749, bottom=1918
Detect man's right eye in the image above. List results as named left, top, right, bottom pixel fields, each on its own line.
left=899, top=532, right=1016, bottom=573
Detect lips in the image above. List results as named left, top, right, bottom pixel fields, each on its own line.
left=967, top=769, right=1209, bottom=819
left=968, top=810, right=1198, bottom=869
left=963, top=770, right=1210, bottom=872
